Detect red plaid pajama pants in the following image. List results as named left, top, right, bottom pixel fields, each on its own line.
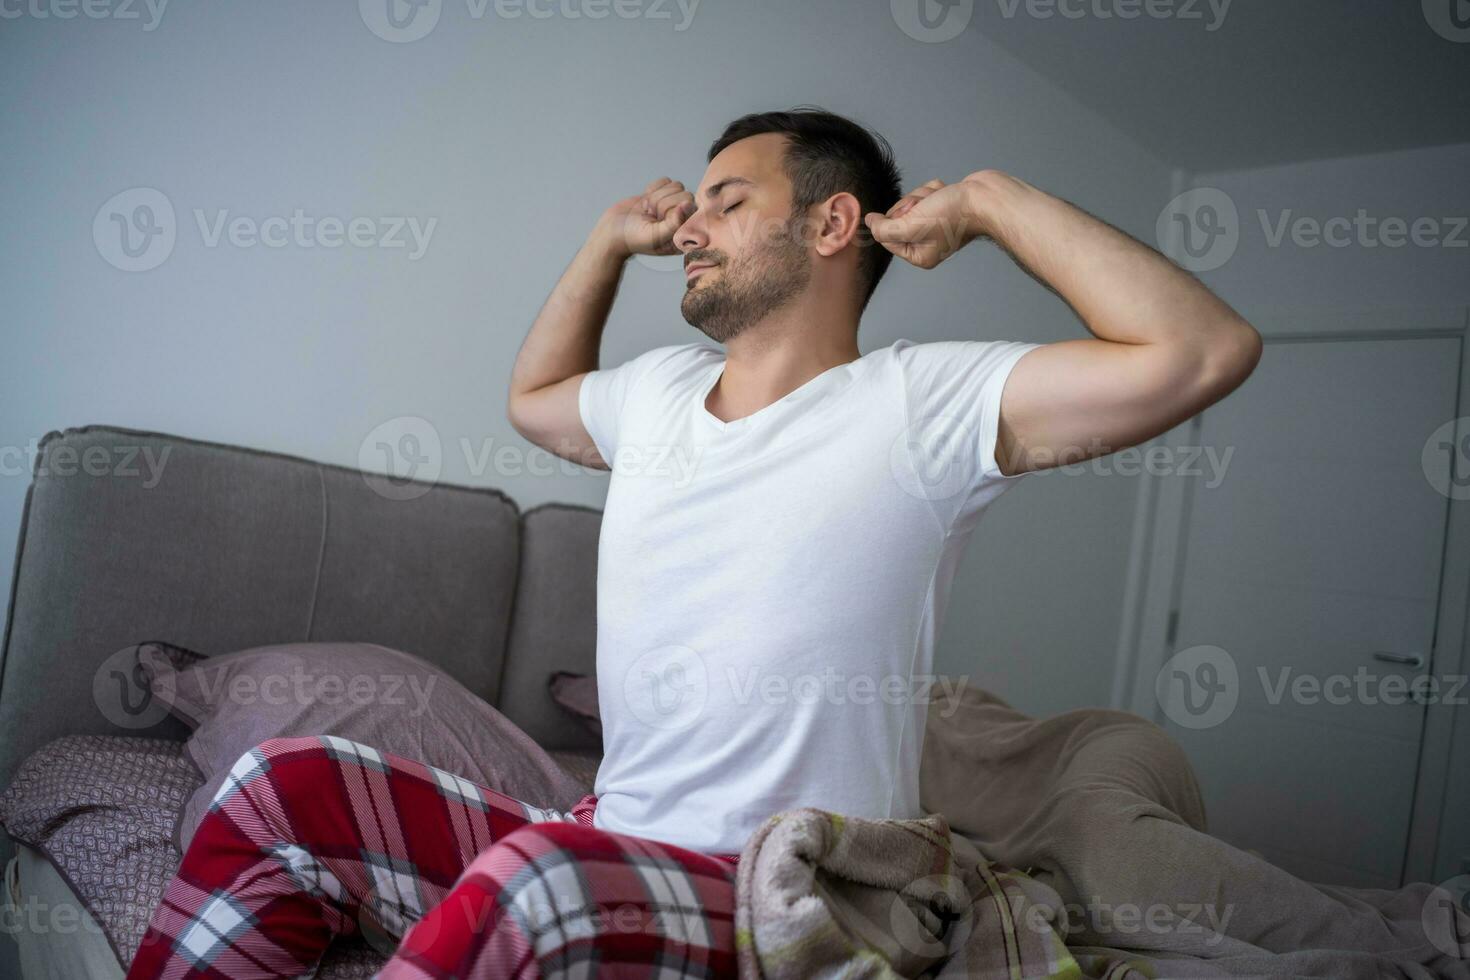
left=124, top=736, right=739, bottom=979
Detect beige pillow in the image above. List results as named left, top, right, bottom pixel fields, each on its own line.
left=139, top=640, right=589, bottom=852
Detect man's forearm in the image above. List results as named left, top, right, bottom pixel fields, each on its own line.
left=508, top=231, right=629, bottom=399
left=964, top=170, right=1257, bottom=364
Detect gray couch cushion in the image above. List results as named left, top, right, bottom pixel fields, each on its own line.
left=498, top=504, right=601, bottom=752
left=306, top=463, right=521, bottom=704
left=0, top=425, right=522, bottom=810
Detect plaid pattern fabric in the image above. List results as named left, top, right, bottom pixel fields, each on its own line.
left=125, top=735, right=737, bottom=979
left=380, top=822, right=738, bottom=979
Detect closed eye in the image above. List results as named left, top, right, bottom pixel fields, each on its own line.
left=721, top=201, right=743, bottom=215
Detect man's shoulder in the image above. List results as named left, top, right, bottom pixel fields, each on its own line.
left=885, top=336, right=1029, bottom=357
left=626, top=341, right=719, bottom=381
left=601, top=341, right=719, bottom=404
left=883, top=337, right=977, bottom=378
left=881, top=337, right=1045, bottom=406
left=648, top=340, right=722, bottom=365
left=885, top=336, right=1043, bottom=370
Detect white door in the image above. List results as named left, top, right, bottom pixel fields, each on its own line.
left=1156, top=335, right=1460, bottom=888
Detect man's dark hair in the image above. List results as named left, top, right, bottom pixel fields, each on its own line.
left=708, top=105, right=903, bottom=313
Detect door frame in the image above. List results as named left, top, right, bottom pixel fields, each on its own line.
left=1109, top=302, right=1470, bottom=885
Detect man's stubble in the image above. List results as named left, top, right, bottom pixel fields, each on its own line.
left=681, top=217, right=813, bottom=345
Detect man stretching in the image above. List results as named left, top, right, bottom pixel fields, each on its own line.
left=127, top=106, right=1261, bottom=979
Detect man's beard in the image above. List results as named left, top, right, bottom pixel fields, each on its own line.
left=681, top=219, right=811, bottom=345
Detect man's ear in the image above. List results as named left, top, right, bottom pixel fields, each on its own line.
left=811, top=192, right=863, bottom=258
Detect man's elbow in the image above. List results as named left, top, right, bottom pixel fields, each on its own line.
left=1201, top=320, right=1263, bottom=398
left=506, top=390, right=535, bottom=440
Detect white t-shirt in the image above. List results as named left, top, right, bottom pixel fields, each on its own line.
left=577, top=336, right=1041, bottom=854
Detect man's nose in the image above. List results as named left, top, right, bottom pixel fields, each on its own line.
left=675, top=211, right=706, bottom=253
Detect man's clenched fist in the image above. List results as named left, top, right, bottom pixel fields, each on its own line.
left=595, top=177, right=696, bottom=260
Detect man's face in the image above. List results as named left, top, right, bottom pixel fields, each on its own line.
left=674, top=133, right=812, bottom=345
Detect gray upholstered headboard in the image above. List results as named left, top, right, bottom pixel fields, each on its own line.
left=0, top=425, right=603, bottom=844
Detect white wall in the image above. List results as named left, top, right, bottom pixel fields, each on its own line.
left=1190, top=143, right=1470, bottom=314
left=1185, top=143, right=1470, bottom=883
left=0, top=1, right=1174, bottom=718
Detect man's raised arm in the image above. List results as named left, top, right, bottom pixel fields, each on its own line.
left=506, top=177, right=695, bottom=470
left=864, top=170, right=1264, bottom=477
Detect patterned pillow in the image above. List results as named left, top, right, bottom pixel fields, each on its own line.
left=0, top=734, right=385, bottom=976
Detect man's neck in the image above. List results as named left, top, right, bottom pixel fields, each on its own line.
left=705, top=327, right=861, bottom=423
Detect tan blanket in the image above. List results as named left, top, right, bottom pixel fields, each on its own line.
left=734, top=681, right=1469, bottom=978
left=733, top=806, right=1144, bottom=979
left=919, top=682, right=1470, bottom=979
